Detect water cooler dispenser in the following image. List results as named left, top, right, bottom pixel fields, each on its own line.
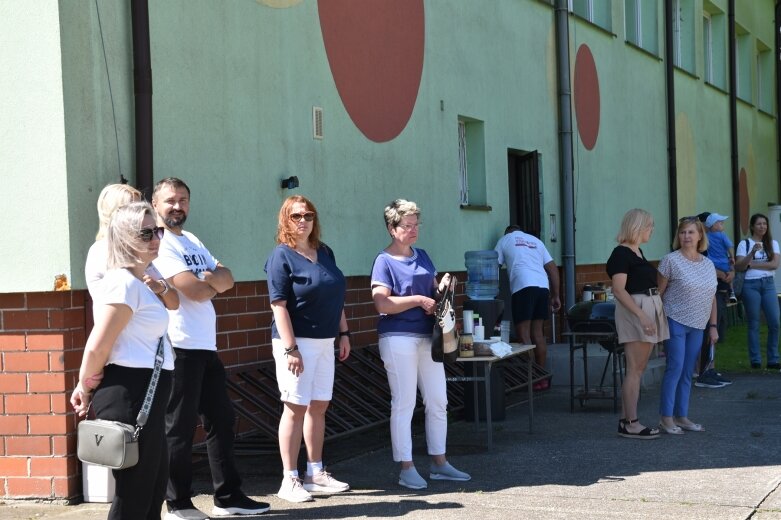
left=463, top=250, right=506, bottom=421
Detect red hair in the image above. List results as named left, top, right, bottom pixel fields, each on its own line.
left=275, top=195, right=321, bottom=249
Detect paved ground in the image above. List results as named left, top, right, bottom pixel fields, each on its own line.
left=3, top=372, right=781, bottom=519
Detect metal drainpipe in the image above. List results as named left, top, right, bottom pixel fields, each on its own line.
left=664, top=0, right=678, bottom=234
left=728, top=0, right=740, bottom=240
left=554, top=0, right=576, bottom=312
left=776, top=1, right=781, bottom=201
left=130, top=0, right=154, bottom=199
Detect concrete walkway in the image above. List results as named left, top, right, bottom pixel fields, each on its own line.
left=2, top=372, right=781, bottom=519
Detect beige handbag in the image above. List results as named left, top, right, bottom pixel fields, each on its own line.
left=76, top=337, right=164, bottom=470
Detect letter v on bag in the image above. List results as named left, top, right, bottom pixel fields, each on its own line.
left=94, top=434, right=104, bottom=446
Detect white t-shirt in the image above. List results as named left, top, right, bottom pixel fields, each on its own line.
left=153, top=230, right=219, bottom=351
left=736, top=238, right=780, bottom=280
left=96, top=269, right=174, bottom=370
left=494, top=231, right=554, bottom=293
left=85, top=239, right=162, bottom=300
left=658, top=250, right=717, bottom=329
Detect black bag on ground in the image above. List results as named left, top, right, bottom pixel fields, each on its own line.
left=432, top=276, right=459, bottom=363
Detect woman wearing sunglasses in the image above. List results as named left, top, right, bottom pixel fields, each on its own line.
left=71, top=202, right=176, bottom=520
left=265, top=195, right=351, bottom=503
left=85, top=183, right=178, bottom=310
left=370, top=199, right=470, bottom=489
left=656, top=217, right=717, bottom=434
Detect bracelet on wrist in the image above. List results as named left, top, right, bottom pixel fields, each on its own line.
left=284, top=344, right=299, bottom=356
left=158, top=279, right=170, bottom=296
left=338, top=330, right=351, bottom=338
left=707, top=324, right=717, bottom=329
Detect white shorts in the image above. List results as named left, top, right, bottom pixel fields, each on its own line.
left=272, top=337, right=335, bottom=405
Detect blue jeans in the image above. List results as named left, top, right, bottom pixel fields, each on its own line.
left=660, top=318, right=702, bottom=418
left=741, top=277, right=780, bottom=366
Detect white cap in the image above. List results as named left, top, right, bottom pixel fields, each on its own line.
left=705, top=213, right=728, bottom=228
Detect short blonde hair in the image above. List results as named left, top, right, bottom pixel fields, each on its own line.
left=672, top=218, right=709, bottom=252
left=616, top=209, right=654, bottom=244
left=96, top=184, right=142, bottom=240
left=383, top=199, right=420, bottom=230
left=106, top=202, right=155, bottom=269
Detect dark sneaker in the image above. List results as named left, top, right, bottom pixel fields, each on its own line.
left=694, top=373, right=727, bottom=388
left=751, top=363, right=762, bottom=369
left=703, top=368, right=732, bottom=385
left=165, top=502, right=209, bottom=520
left=213, top=493, right=270, bottom=516
left=766, top=363, right=781, bottom=370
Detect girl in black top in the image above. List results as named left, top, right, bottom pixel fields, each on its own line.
left=606, top=209, right=669, bottom=439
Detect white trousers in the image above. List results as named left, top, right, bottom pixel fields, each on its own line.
left=379, top=335, right=448, bottom=462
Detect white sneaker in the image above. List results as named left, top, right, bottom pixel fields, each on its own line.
left=277, top=476, right=314, bottom=503
left=303, top=470, right=350, bottom=493
left=430, top=462, right=471, bottom=481
left=398, top=467, right=427, bottom=490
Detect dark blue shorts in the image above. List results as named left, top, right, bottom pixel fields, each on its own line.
left=511, top=286, right=550, bottom=322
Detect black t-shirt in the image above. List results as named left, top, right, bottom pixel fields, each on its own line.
left=606, top=245, right=658, bottom=293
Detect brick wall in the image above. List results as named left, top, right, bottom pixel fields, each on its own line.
left=0, top=292, right=86, bottom=499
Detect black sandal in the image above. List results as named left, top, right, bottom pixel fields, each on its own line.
left=618, top=418, right=660, bottom=439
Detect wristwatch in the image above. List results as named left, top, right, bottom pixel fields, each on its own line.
left=338, top=330, right=351, bottom=337
left=284, top=345, right=299, bottom=356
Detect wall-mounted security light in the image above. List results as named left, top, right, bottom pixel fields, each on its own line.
left=281, top=176, right=300, bottom=190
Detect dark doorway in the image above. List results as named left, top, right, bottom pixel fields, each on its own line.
left=507, top=150, right=541, bottom=237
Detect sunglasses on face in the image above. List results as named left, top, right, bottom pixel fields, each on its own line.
left=289, top=212, right=315, bottom=222
left=138, top=227, right=165, bottom=242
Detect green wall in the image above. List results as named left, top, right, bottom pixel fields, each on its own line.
left=1, top=0, right=777, bottom=292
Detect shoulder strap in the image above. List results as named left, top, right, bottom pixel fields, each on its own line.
left=134, top=336, right=165, bottom=438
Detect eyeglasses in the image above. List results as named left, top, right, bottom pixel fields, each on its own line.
left=396, top=222, right=421, bottom=231
left=290, top=212, right=315, bottom=222
left=138, top=227, right=164, bottom=242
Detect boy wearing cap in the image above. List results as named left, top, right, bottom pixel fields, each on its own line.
left=695, top=212, right=734, bottom=388
left=705, top=213, right=737, bottom=303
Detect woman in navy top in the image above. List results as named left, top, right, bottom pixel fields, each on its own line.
left=371, top=199, right=471, bottom=490
left=265, top=195, right=351, bottom=503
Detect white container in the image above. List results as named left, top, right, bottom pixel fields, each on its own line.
left=462, top=310, right=474, bottom=334
left=82, top=462, right=115, bottom=503
left=473, top=325, right=485, bottom=341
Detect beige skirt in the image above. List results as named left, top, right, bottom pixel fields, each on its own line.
left=614, top=293, right=669, bottom=344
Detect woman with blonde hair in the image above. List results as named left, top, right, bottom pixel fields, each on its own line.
left=85, top=183, right=177, bottom=309
left=71, top=202, right=175, bottom=520
left=656, top=217, right=717, bottom=434
left=371, top=199, right=470, bottom=489
left=265, top=195, right=351, bottom=503
left=606, top=209, right=668, bottom=439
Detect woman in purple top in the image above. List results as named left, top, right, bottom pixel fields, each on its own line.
left=371, top=199, right=471, bottom=490
left=657, top=218, right=718, bottom=434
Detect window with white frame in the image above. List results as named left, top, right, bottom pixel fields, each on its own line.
left=672, top=0, right=695, bottom=72
left=703, top=2, right=726, bottom=89
left=735, top=27, right=751, bottom=102
left=569, top=0, right=612, bottom=31
left=757, top=41, right=773, bottom=113
left=625, top=0, right=658, bottom=54
left=458, top=117, right=486, bottom=206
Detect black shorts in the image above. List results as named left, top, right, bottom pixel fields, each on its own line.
left=511, top=286, right=550, bottom=322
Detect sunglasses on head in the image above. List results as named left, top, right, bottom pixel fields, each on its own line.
left=289, top=212, right=315, bottom=222
left=678, top=216, right=699, bottom=223
left=138, top=227, right=165, bottom=242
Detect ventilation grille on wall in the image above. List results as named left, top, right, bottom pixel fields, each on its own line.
left=312, top=107, right=323, bottom=139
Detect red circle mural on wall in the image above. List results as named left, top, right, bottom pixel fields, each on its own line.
left=739, top=167, right=750, bottom=235
left=318, top=0, right=425, bottom=143
left=573, top=44, right=600, bottom=151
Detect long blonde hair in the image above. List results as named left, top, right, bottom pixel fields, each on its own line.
left=95, top=184, right=142, bottom=240
left=616, top=209, right=653, bottom=244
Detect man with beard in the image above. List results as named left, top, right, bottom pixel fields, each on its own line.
left=152, top=178, right=269, bottom=519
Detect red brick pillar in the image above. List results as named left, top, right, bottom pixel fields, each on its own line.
left=0, top=291, right=87, bottom=499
